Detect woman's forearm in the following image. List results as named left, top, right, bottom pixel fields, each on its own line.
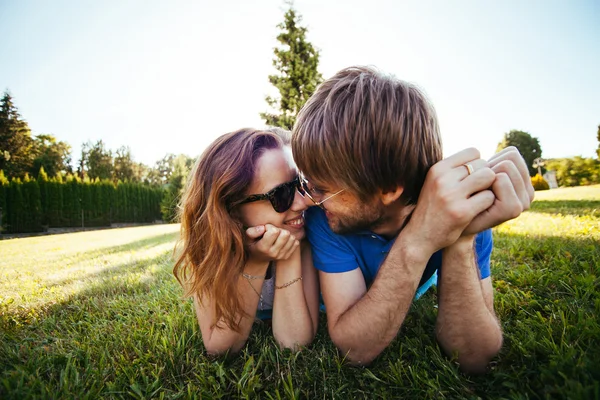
left=271, top=247, right=316, bottom=350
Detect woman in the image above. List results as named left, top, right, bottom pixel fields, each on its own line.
left=174, top=128, right=319, bottom=355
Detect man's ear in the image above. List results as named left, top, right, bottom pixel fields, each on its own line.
left=379, top=186, right=404, bottom=205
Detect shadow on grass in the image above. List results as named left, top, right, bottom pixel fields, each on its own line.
left=75, top=231, right=180, bottom=258
left=0, top=248, right=198, bottom=398
left=40, top=232, right=180, bottom=289
left=529, top=199, right=600, bottom=218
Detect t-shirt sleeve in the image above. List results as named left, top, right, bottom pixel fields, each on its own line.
left=474, top=229, right=493, bottom=279
left=304, top=207, right=359, bottom=273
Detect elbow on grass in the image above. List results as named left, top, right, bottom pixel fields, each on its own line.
left=453, top=336, right=503, bottom=375
left=204, top=340, right=246, bottom=357
left=330, top=329, right=380, bottom=366
left=339, top=347, right=378, bottom=367
left=274, top=333, right=315, bottom=352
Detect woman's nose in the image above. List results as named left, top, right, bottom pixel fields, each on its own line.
left=291, top=189, right=310, bottom=211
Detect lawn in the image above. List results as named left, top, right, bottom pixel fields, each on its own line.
left=1, top=186, right=599, bottom=399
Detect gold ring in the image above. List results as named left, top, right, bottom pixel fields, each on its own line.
left=464, top=163, right=474, bottom=175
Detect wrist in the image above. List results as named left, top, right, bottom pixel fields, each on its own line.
left=444, top=234, right=476, bottom=255
left=244, top=258, right=270, bottom=277
left=397, top=224, right=436, bottom=264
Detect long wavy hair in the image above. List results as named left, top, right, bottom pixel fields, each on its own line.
left=173, top=128, right=288, bottom=331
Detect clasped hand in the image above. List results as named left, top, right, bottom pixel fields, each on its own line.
left=408, top=146, right=534, bottom=253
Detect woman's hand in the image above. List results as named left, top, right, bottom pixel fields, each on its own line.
left=246, top=224, right=299, bottom=263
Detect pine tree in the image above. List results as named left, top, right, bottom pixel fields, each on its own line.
left=9, top=178, right=24, bottom=232
left=0, top=170, right=8, bottom=232
left=260, top=3, right=323, bottom=129
left=23, top=174, right=43, bottom=232
left=47, top=178, right=63, bottom=227
left=81, top=178, right=92, bottom=227
left=0, top=91, right=34, bottom=178
left=37, top=166, right=49, bottom=226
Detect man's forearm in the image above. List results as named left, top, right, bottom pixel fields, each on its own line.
left=436, top=237, right=502, bottom=373
left=329, top=233, right=431, bottom=364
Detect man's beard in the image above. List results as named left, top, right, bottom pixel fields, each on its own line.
left=327, top=201, right=389, bottom=235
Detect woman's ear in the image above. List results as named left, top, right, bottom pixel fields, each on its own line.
left=379, top=186, right=404, bottom=205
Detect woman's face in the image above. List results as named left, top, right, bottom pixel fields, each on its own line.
left=237, top=146, right=308, bottom=240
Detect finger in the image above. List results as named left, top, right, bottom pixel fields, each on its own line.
left=487, top=146, right=518, bottom=165
left=492, top=160, right=530, bottom=211
left=451, top=158, right=487, bottom=181
left=464, top=173, right=524, bottom=235
left=459, top=167, right=496, bottom=196
left=489, top=149, right=535, bottom=203
left=440, top=147, right=481, bottom=168
left=246, top=225, right=266, bottom=240
left=465, top=189, right=496, bottom=219
left=258, top=224, right=281, bottom=249
left=270, top=228, right=291, bottom=256
left=280, top=236, right=299, bottom=259
left=492, top=172, right=523, bottom=219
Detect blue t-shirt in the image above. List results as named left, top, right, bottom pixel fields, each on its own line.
left=305, top=207, right=493, bottom=290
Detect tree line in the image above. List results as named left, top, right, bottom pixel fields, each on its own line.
left=0, top=168, right=163, bottom=234
left=0, top=91, right=195, bottom=233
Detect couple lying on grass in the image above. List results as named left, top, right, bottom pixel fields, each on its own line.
left=174, top=66, right=535, bottom=374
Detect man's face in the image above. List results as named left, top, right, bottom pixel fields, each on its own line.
left=303, top=176, right=388, bottom=234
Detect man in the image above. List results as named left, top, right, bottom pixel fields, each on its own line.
left=291, top=66, right=534, bottom=373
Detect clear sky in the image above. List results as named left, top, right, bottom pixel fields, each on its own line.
left=1, top=0, right=598, bottom=166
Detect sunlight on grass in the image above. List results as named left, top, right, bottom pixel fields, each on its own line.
left=0, top=224, right=180, bottom=309
left=533, top=184, right=600, bottom=201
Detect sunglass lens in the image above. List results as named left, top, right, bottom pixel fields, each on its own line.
left=271, top=182, right=296, bottom=212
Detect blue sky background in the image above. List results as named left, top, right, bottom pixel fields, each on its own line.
left=0, top=0, right=598, bottom=166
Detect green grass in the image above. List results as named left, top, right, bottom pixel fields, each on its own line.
left=1, top=186, right=599, bottom=399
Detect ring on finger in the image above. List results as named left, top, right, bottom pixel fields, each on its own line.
left=463, top=163, right=474, bottom=176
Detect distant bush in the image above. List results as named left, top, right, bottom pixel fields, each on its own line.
left=545, top=157, right=600, bottom=187
left=531, top=174, right=550, bottom=191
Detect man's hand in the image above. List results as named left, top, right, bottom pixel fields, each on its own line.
left=246, top=224, right=299, bottom=263
left=406, top=148, right=496, bottom=255
left=464, top=146, right=534, bottom=235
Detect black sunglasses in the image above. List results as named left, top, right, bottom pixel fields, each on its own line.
left=230, top=177, right=301, bottom=213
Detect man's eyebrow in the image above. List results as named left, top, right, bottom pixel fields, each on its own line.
left=305, top=177, right=331, bottom=191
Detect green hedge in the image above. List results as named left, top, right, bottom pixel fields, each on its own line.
left=0, top=172, right=164, bottom=234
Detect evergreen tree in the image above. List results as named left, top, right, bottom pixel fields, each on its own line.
left=116, top=181, right=128, bottom=222
left=47, top=177, right=63, bottom=227
left=81, top=179, right=92, bottom=227
left=64, top=175, right=82, bottom=227
left=8, top=178, right=24, bottom=232
left=0, top=170, right=8, bottom=232
left=37, top=167, right=49, bottom=226
left=23, top=174, right=43, bottom=232
left=0, top=91, right=34, bottom=178
left=260, top=3, right=323, bottom=129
